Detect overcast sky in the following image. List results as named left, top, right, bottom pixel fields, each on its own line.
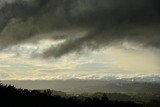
left=0, top=0, right=160, bottom=80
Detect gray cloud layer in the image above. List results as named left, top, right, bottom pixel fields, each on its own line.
left=0, top=0, right=160, bottom=57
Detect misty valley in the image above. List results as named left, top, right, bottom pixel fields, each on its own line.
left=1, top=79, right=160, bottom=107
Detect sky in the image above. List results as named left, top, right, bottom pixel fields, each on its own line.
left=0, top=0, right=160, bottom=80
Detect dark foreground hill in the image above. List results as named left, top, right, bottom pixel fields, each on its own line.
left=0, top=83, right=141, bottom=107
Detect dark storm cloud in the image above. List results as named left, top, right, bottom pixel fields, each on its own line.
left=0, top=0, right=160, bottom=57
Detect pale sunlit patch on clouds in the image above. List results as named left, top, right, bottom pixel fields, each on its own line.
left=103, top=42, right=160, bottom=74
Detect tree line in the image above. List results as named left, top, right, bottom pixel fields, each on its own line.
left=0, top=83, right=142, bottom=107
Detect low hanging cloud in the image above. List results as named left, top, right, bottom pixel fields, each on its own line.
left=0, top=0, right=160, bottom=58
